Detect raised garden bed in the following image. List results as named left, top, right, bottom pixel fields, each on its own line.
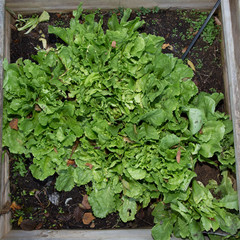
left=1, top=1, right=240, bottom=240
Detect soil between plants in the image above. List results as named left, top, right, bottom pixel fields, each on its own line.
left=9, top=9, right=225, bottom=230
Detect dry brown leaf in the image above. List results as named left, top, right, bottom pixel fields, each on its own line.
left=111, top=41, right=116, bottom=48
left=10, top=201, right=21, bottom=211
left=214, top=16, right=221, bottom=26
left=168, top=45, right=174, bottom=51
left=35, top=222, right=43, bottom=230
left=162, top=43, right=170, bottom=49
left=193, top=31, right=198, bottom=36
left=187, top=60, right=196, bottom=72
left=67, top=159, right=76, bottom=166
left=90, top=222, right=95, bottom=228
left=182, top=46, right=188, bottom=54
left=20, top=219, right=38, bottom=231
left=54, top=147, right=58, bottom=153
left=73, top=206, right=84, bottom=222
left=123, top=136, right=134, bottom=143
left=85, top=163, right=93, bottom=169
left=18, top=216, right=23, bottom=226
left=9, top=119, right=18, bottom=130
left=70, top=140, right=80, bottom=158
left=82, top=195, right=91, bottom=210
left=0, top=201, right=11, bottom=215
left=35, top=104, right=42, bottom=112
left=82, top=212, right=95, bottom=225
left=176, top=148, right=181, bottom=164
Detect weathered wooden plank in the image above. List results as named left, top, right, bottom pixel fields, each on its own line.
left=5, top=0, right=215, bottom=13
left=0, top=0, right=11, bottom=237
left=221, top=0, right=240, bottom=211
left=3, top=229, right=154, bottom=240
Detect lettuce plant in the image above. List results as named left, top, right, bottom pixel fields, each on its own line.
left=3, top=4, right=239, bottom=239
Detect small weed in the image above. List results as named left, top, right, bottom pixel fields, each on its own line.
left=196, top=59, right=203, bottom=69
left=12, top=156, right=27, bottom=177
left=54, top=20, right=64, bottom=27
left=152, top=6, right=160, bottom=14
left=179, top=10, right=220, bottom=45
left=58, top=207, right=64, bottom=214
left=94, top=8, right=101, bottom=15
left=140, top=7, right=151, bottom=15
left=151, top=19, right=158, bottom=25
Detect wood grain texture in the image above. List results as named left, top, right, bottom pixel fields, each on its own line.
left=2, top=229, right=178, bottom=240
left=221, top=0, right=240, bottom=213
left=5, top=0, right=215, bottom=13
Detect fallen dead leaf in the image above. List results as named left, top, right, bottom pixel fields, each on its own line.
left=35, top=104, right=42, bottom=112
left=0, top=201, right=11, bottom=215
left=82, top=212, right=95, bottom=225
left=39, top=38, right=47, bottom=49
left=182, top=46, right=188, bottom=54
left=67, top=159, right=76, bottom=166
left=90, top=222, right=95, bottom=228
left=53, top=147, right=58, bottom=153
left=162, top=43, right=170, bottom=49
left=9, top=119, right=18, bottom=130
left=168, top=44, right=174, bottom=51
left=176, top=148, right=181, bottom=164
left=10, top=201, right=21, bottom=211
left=187, top=60, right=196, bottom=72
left=73, top=206, right=84, bottom=222
left=193, top=31, right=198, bottom=36
left=56, top=13, right=62, bottom=18
left=18, top=216, right=23, bottom=226
left=214, top=16, right=221, bottom=26
left=35, top=222, right=43, bottom=230
left=20, top=219, right=38, bottom=231
left=82, top=195, right=91, bottom=210
left=123, top=136, right=134, bottom=143
left=85, top=163, right=93, bottom=169
left=70, top=140, right=80, bottom=158
left=111, top=41, right=116, bottom=48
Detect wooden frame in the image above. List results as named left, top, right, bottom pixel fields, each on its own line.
left=5, top=0, right=216, bottom=13
left=1, top=0, right=239, bottom=239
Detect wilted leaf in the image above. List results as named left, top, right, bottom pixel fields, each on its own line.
left=73, top=206, right=84, bottom=222
left=9, top=119, right=18, bottom=130
left=35, top=104, right=42, bottom=112
left=182, top=46, right=188, bottom=54
left=70, top=140, right=79, bottom=158
left=111, top=41, right=116, bottom=48
left=35, top=222, right=43, bottom=230
left=20, top=219, right=38, bottom=230
left=90, top=222, right=95, bottom=228
left=82, top=212, right=95, bottom=225
left=10, top=201, right=21, bottom=210
left=82, top=195, right=91, bottom=210
left=162, top=43, right=170, bottom=49
left=176, top=148, right=181, bottom=164
left=0, top=201, right=11, bottom=214
left=67, top=159, right=76, bottom=166
left=214, top=16, right=221, bottom=26
left=85, top=163, right=93, bottom=169
left=123, top=136, right=134, bottom=143
left=39, top=38, right=47, bottom=49
left=187, top=60, right=196, bottom=72
left=18, top=216, right=23, bottom=226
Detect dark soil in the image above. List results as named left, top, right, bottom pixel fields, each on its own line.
left=9, top=8, right=225, bottom=230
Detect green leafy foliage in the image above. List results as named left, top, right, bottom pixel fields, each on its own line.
left=3, top=4, right=238, bottom=238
